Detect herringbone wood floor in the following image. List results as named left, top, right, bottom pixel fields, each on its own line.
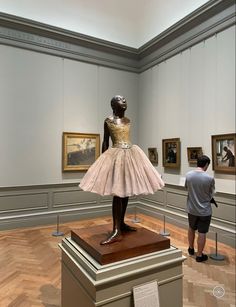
left=0, top=214, right=235, bottom=307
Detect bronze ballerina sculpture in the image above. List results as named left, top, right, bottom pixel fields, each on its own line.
left=79, top=95, right=164, bottom=244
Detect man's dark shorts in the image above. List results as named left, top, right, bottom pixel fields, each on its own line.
left=188, top=213, right=211, bottom=233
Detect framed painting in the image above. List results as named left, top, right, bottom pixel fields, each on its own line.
left=148, top=147, right=158, bottom=165
left=162, top=138, right=180, bottom=168
left=211, top=133, right=236, bottom=174
left=62, top=132, right=100, bottom=171
left=187, top=147, right=203, bottom=164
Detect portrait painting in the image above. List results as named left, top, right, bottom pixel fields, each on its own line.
left=148, top=147, right=158, bottom=165
left=162, top=138, right=180, bottom=168
left=62, top=132, right=100, bottom=171
left=211, top=133, right=236, bottom=174
left=187, top=147, right=203, bottom=164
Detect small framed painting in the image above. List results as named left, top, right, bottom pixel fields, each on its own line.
left=62, top=132, right=100, bottom=171
left=162, top=138, right=180, bottom=169
left=148, top=148, right=158, bottom=165
left=211, top=133, right=236, bottom=174
left=187, top=147, right=203, bottom=164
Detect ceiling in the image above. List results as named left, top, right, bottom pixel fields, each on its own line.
left=0, top=0, right=209, bottom=48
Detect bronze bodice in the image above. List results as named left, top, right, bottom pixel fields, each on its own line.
left=106, top=117, right=132, bottom=149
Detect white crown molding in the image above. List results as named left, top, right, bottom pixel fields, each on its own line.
left=0, top=0, right=235, bottom=72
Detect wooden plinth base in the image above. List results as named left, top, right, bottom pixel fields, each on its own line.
left=71, top=224, right=170, bottom=265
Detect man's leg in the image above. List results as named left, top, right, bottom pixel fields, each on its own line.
left=187, top=214, right=197, bottom=251
left=195, top=232, right=208, bottom=262
left=196, top=232, right=206, bottom=257
left=188, top=227, right=195, bottom=249
left=195, top=215, right=210, bottom=261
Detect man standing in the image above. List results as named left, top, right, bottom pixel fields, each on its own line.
left=185, top=155, right=215, bottom=262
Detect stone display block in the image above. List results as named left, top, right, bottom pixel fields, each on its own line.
left=60, top=225, right=186, bottom=307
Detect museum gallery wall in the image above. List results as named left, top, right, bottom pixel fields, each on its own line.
left=138, top=26, right=235, bottom=193
left=1, top=27, right=234, bottom=191
left=0, top=52, right=139, bottom=186
left=0, top=5, right=235, bottom=244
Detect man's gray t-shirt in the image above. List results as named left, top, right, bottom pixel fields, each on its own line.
left=185, top=170, right=215, bottom=216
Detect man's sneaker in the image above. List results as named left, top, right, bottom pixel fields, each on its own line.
left=196, top=253, right=208, bottom=262
left=188, top=247, right=195, bottom=255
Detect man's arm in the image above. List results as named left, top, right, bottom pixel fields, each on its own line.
left=211, top=178, right=215, bottom=196
left=185, top=177, right=188, bottom=189
left=210, top=178, right=217, bottom=207
left=210, top=197, right=218, bottom=207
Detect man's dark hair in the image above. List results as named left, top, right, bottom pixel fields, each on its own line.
left=197, top=155, right=210, bottom=167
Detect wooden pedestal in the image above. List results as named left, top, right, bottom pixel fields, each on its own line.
left=71, top=224, right=170, bottom=264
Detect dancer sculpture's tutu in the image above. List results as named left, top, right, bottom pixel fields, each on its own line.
left=79, top=109, right=164, bottom=197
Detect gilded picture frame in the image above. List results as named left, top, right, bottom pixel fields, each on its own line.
left=187, top=147, right=203, bottom=164
left=211, top=133, right=236, bottom=174
left=148, top=147, right=158, bottom=165
left=62, top=132, right=100, bottom=171
left=162, top=138, right=180, bottom=168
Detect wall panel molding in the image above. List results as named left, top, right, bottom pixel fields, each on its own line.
left=0, top=13, right=139, bottom=73
left=52, top=189, right=97, bottom=208
left=0, top=191, right=49, bottom=214
left=138, top=0, right=235, bottom=71
left=0, top=183, right=234, bottom=247
left=0, top=0, right=235, bottom=72
left=0, top=183, right=137, bottom=231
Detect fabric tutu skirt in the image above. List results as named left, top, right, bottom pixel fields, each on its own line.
left=79, top=145, right=164, bottom=198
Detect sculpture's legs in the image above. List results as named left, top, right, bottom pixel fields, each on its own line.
left=100, top=196, right=136, bottom=245
left=120, top=197, right=136, bottom=232
left=100, top=196, right=122, bottom=245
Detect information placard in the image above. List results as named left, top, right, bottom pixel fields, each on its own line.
left=179, top=176, right=186, bottom=186
left=133, top=280, right=160, bottom=307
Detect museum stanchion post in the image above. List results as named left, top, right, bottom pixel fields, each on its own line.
left=209, top=232, right=225, bottom=261
left=52, top=214, right=64, bottom=237
left=131, top=206, right=141, bottom=223
left=59, top=222, right=186, bottom=307
left=159, top=214, right=170, bottom=236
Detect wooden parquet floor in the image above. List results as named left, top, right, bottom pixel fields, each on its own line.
left=0, top=213, right=235, bottom=307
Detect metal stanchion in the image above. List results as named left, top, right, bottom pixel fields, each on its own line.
left=159, top=215, right=170, bottom=236
left=131, top=206, right=141, bottom=223
left=210, top=232, right=225, bottom=261
left=52, top=215, right=64, bottom=237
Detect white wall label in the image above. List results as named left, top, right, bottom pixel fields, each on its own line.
left=133, top=280, right=160, bottom=307
left=179, top=176, right=186, bottom=186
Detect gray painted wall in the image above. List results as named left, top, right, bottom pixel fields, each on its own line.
left=0, top=48, right=139, bottom=186
left=0, top=0, right=235, bottom=247
left=138, top=26, right=235, bottom=194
